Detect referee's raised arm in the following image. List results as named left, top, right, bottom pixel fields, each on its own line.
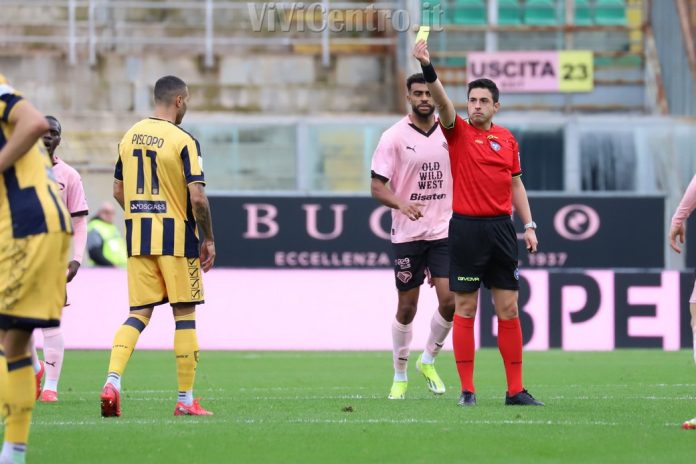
left=412, top=40, right=456, bottom=129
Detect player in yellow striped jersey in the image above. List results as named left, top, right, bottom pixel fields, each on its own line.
left=0, top=74, right=72, bottom=463
left=100, top=75, right=216, bottom=418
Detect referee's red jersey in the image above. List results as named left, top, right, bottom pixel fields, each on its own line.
left=441, top=115, right=521, bottom=217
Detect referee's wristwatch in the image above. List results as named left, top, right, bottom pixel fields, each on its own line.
left=524, top=221, right=537, bottom=230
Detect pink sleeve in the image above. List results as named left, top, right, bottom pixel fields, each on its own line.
left=371, top=132, right=396, bottom=180
left=672, top=174, right=696, bottom=228
left=71, top=215, right=87, bottom=264
left=65, top=169, right=89, bottom=217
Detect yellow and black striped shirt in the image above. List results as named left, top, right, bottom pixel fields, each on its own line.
left=0, top=76, right=71, bottom=241
left=115, top=118, right=205, bottom=258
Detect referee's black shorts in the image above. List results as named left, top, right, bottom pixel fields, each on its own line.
left=448, top=213, right=520, bottom=293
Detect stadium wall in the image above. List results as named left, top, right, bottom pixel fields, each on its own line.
left=0, top=53, right=395, bottom=115
left=42, top=268, right=693, bottom=351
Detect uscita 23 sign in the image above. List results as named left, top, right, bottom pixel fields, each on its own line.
left=467, top=50, right=594, bottom=93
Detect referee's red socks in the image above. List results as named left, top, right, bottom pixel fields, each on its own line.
left=498, top=317, right=524, bottom=396
left=453, top=315, right=476, bottom=393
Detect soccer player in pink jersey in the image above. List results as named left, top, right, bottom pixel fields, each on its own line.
left=30, top=115, right=89, bottom=402
left=669, top=173, right=696, bottom=364
left=371, top=73, right=455, bottom=400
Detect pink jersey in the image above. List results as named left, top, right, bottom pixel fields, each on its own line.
left=53, top=156, right=88, bottom=217
left=672, top=174, right=696, bottom=228
left=371, top=115, right=452, bottom=243
left=53, top=156, right=89, bottom=263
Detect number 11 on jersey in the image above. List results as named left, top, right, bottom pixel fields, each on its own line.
left=132, top=149, right=159, bottom=195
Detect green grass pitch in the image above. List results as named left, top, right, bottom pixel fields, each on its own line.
left=20, top=350, right=696, bottom=463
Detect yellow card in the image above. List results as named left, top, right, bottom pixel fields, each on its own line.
left=416, top=26, right=430, bottom=44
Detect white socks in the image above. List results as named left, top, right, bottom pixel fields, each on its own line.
left=0, top=442, right=26, bottom=464
left=42, top=327, right=64, bottom=392
left=391, top=311, right=453, bottom=379
left=178, top=390, right=193, bottom=406
left=392, top=319, right=412, bottom=381
left=423, top=311, right=453, bottom=364
left=106, top=373, right=122, bottom=391
left=29, top=336, right=41, bottom=374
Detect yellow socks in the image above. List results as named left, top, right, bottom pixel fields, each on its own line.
left=174, top=313, right=199, bottom=393
left=107, top=314, right=150, bottom=378
left=4, top=355, right=34, bottom=444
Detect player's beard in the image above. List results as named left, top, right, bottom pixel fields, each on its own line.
left=175, top=105, right=187, bottom=125
left=411, top=103, right=435, bottom=120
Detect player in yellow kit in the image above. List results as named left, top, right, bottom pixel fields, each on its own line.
left=0, top=74, right=71, bottom=463
left=100, top=75, right=216, bottom=417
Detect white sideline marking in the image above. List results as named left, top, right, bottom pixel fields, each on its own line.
left=125, top=395, right=379, bottom=402
left=535, top=384, right=696, bottom=388
left=545, top=395, right=696, bottom=401
left=34, top=418, right=627, bottom=427
left=69, top=384, right=696, bottom=396
left=66, top=386, right=371, bottom=395
left=122, top=394, right=696, bottom=401
left=63, top=390, right=696, bottom=402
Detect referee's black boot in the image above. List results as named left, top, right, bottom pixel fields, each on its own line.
left=505, top=389, right=544, bottom=406
left=457, top=390, right=476, bottom=407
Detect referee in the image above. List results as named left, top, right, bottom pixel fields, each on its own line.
left=413, top=41, right=543, bottom=406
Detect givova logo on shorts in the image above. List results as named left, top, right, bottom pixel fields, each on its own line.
left=457, top=276, right=480, bottom=282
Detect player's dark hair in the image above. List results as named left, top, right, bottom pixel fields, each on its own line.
left=154, top=75, right=187, bottom=104
left=406, top=73, right=426, bottom=92
left=45, top=115, right=61, bottom=133
left=467, top=78, right=500, bottom=103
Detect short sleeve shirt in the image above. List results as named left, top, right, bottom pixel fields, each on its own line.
left=371, top=116, right=452, bottom=243
left=441, top=115, right=521, bottom=217
left=52, top=156, right=89, bottom=217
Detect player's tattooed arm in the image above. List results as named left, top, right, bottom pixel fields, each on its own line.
left=188, top=182, right=215, bottom=271
left=188, top=182, right=214, bottom=241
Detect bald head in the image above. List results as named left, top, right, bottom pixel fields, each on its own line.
left=97, top=202, right=116, bottom=223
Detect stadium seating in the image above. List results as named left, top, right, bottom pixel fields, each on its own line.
left=524, top=0, right=560, bottom=25
left=427, top=0, right=629, bottom=26
left=574, top=0, right=594, bottom=25
left=448, top=0, right=487, bottom=25
left=498, top=0, right=523, bottom=25
left=594, top=0, right=627, bottom=25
